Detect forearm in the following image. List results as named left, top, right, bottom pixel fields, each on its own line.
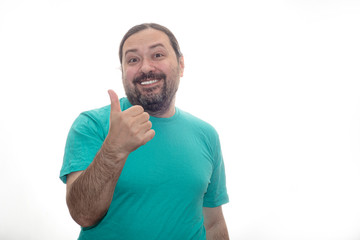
left=206, top=220, right=229, bottom=240
left=66, top=146, right=127, bottom=227
left=66, top=90, right=154, bottom=227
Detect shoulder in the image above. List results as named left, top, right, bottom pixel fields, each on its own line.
left=178, top=109, right=219, bottom=140
left=177, top=109, right=222, bottom=162
left=74, top=98, right=128, bottom=127
left=71, top=98, right=129, bottom=136
left=75, top=104, right=111, bottom=129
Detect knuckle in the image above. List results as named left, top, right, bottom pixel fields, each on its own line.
left=128, top=118, right=135, bottom=127
left=139, top=136, right=147, bottom=144
left=140, top=139, right=146, bottom=146
left=138, top=135, right=146, bottom=145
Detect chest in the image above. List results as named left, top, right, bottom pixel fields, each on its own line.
left=114, top=127, right=214, bottom=200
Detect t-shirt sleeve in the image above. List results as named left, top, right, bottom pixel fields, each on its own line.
left=59, top=112, right=106, bottom=183
left=203, top=133, right=229, bottom=208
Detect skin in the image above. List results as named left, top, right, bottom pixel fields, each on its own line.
left=204, top=206, right=230, bottom=239
left=121, top=28, right=184, bottom=118
left=66, top=90, right=155, bottom=227
left=66, top=28, right=228, bottom=239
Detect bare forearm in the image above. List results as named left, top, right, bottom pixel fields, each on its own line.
left=206, top=221, right=229, bottom=240
left=66, top=147, right=127, bottom=227
left=66, top=90, right=154, bottom=227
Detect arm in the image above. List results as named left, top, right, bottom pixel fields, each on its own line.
left=203, top=206, right=229, bottom=240
left=66, top=146, right=127, bottom=227
left=66, top=90, right=155, bottom=227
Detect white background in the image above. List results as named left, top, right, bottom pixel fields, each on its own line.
left=1, top=0, right=360, bottom=239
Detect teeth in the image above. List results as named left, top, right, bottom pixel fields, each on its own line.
left=140, top=80, right=159, bottom=85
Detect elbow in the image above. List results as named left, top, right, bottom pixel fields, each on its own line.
left=68, top=208, right=101, bottom=228
left=65, top=184, right=109, bottom=228
left=66, top=197, right=101, bottom=228
left=75, top=217, right=98, bottom=228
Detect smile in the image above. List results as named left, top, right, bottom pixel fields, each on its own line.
left=140, top=79, right=160, bottom=85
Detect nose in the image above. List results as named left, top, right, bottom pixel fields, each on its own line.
left=140, top=58, right=155, bottom=74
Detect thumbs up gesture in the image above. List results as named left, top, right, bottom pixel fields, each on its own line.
left=104, top=90, right=155, bottom=160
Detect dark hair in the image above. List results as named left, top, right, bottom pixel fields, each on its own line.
left=119, top=23, right=182, bottom=64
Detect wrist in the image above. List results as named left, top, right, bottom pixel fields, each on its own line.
left=100, top=139, right=129, bottom=163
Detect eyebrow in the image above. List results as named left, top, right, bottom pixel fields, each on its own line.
left=124, top=43, right=166, bottom=57
left=149, top=43, right=166, bottom=49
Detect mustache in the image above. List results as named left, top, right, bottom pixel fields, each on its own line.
left=133, top=72, right=166, bottom=84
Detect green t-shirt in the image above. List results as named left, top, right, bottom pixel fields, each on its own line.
left=60, top=98, right=229, bottom=240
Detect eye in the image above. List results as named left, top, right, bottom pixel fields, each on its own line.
left=154, top=53, right=164, bottom=59
left=128, top=58, right=138, bottom=64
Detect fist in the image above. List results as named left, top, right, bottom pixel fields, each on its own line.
left=105, top=90, right=155, bottom=159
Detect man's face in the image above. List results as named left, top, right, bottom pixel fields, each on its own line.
left=121, top=28, right=184, bottom=115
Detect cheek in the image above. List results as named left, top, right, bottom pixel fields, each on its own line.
left=122, top=69, right=136, bottom=82
left=156, top=62, right=175, bottom=75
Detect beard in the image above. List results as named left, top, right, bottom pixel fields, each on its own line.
left=123, top=70, right=180, bottom=115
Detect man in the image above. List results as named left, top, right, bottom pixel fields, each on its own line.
left=60, top=23, right=229, bottom=240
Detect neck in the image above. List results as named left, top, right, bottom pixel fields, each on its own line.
left=147, top=97, right=176, bottom=118
left=148, top=104, right=176, bottom=118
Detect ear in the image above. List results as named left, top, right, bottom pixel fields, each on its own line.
left=179, top=56, right=185, bottom=77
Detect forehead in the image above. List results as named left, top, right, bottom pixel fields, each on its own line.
left=123, top=28, right=173, bottom=54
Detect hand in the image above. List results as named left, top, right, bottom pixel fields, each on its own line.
left=104, top=90, right=155, bottom=159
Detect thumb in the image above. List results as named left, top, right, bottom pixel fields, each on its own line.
left=108, top=89, right=121, bottom=112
